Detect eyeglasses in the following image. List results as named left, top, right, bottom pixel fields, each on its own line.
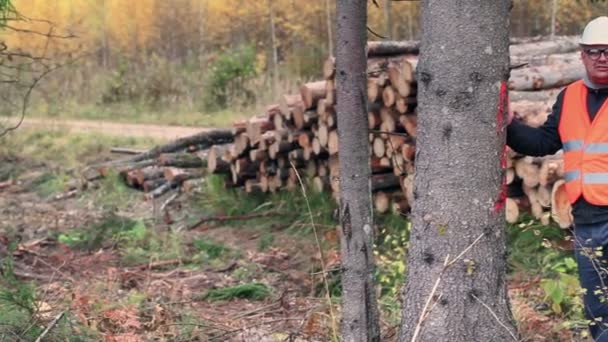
left=584, top=48, right=608, bottom=61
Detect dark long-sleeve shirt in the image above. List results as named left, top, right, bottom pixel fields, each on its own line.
left=506, top=85, right=608, bottom=225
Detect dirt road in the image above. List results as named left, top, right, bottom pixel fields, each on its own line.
left=4, top=116, right=210, bottom=140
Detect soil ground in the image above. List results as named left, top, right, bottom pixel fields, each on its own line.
left=0, top=119, right=595, bottom=341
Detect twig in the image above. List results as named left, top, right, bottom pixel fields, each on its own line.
left=234, top=302, right=280, bottom=319
left=52, top=189, right=78, bottom=201
left=290, top=162, right=339, bottom=342
left=110, top=147, right=147, bottom=155
left=471, top=294, right=519, bottom=341
left=410, top=256, right=448, bottom=342
left=367, top=26, right=387, bottom=39
left=32, top=257, right=74, bottom=283
left=162, top=322, right=232, bottom=332
left=410, top=232, right=486, bottom=342
left=4, top=25, right=75, bottom=39
left=160, top=191, right=180, bottom=212
left=11, top=269, right=62, bottom=282
left=0, top=65, right=55, bottom=138
left=132, top=259, right=184, bottom=271
left=187, top=211, right=281, bottom=230
left=34, top=311, right=65, bottom=342
left=209, top=318, right=303, bottom=341
left=446, top=232, right=486, bottom=268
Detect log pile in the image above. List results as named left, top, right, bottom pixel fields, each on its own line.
left=204, top=47, right=420, bottom=216
left=86, top=37, right=582, bottom=228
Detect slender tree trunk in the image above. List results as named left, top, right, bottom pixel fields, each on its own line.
left=325, top=0, right=334, bottom=56
left=383, top=0, right=392, bottom=40
left=101, top=0, right=109, bottom=68
left=398, top=1, right=517, bottom=342
left=550, top=0, right=557, bottom=40
left=198, top=0, right=206, bottom=69
left=268, top=0, right=279, bottom=98
left=336, top=1, right=380, bottom=341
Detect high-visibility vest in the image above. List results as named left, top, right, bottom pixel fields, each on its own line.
left=559, top=80, right=608, bottom=205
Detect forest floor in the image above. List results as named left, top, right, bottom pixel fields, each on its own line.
left=0, top=123, right=595, bottom=341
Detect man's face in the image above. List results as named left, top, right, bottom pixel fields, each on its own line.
left=581, top=44, right=608, bottom=85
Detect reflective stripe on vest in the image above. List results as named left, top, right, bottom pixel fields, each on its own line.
left=558, top=80, right=608, bottom=205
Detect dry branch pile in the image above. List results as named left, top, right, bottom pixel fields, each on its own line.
left=81, top=129, right=233, bottom=200
left=85, top=37, right=581, bottom=227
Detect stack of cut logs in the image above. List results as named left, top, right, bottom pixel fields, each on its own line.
left=204, top=41, right=420, bottom=217
left=91, top=36, right=585, bottom=227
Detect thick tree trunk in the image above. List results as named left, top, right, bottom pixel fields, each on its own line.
left=398, top=2, right=517, bottom=342
left=336, top=1, right=380, bottom=341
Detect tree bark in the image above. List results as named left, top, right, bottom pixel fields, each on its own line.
left=336, top=1, right=380, bottom=341
left=398, top=1, right=517, bottom=342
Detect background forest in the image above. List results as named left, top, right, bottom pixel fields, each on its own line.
left=1, top=0, right=607, bottom=126
left=2, top=1, right=608, bottom=341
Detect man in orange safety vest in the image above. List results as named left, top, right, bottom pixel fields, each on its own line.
left=507, top=16, right=608, bottom=341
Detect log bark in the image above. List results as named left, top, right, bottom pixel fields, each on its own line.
left=371, top=173, right=400, bottom=192
left=398, top=1, right=517, bottom=341
left=144, top=181, right=175, bottom=200
left=134, top=167, right=165, bottom=186
left=509, top=35, right=580, bottom=57
left=110, top=147, right=147, bottom=155
left=157, top=153, right=206, bottom=168
left=508, top=63, right=585, bottom=91
left=118, top=129, right=234, bottom=164
left=511, top=51, right=581, bottom=67
left=164, top=168, right=205, bottom=183
left=336, top=1, right=380, bottom=340
left=142, top=178, right=166, bottom=193
left=509, top=89, right=563, bottom=102
left=367, top=40, right=419, bottom=56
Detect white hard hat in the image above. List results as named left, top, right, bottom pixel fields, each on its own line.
left=580, top=16, right=608, bottom=46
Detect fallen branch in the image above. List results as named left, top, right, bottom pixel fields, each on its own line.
left=110, top=147, right=147, bottom=155
left=0, top=181, right=13, bottom=190
left=132, top=259, right=184, bottom=271
left=34, top=311, right=65, bottom=342
left=471, top=294, right=519, bottom=341
left=188, top=211, right=281, bottom=230
left=11, top=269, right=62, bottom=282
left=160, top=191, right=180, bottom=212
left=109, top=128, right=234, bottom=165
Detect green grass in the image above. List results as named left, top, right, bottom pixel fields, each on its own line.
left=30, top=172, right=70, bottom=198
left=28, top=101, right=248, bottom=128
left=506, top=214, right=572, bottom=275
left=198, top=175, right=338, bottom=238
left=0, top=127, right=162, bottom=169
left=203, top=283, right=272, bottom=302
left=0, top=254, right=100, bottom=341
